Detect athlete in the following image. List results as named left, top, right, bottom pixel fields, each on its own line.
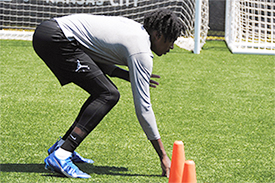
left=32, top=9, right=183, bottom=178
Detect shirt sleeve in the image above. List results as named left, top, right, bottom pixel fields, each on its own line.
left=127, top=53, right=160, bottom=140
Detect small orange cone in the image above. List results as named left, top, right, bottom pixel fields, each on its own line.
left=182, top=160, right=197, bottom=183
left=168, top=141, right=185, bottom=183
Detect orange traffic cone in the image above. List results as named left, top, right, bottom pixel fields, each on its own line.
left=168, top=141, right=185, bottom=183
left=182, top=160, right=197, bottom=183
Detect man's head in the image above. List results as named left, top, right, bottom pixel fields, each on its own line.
left=143, top=9, right=183, bottom=56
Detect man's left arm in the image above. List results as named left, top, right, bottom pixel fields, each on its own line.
left=110, top=66, right=160, bottom=87
left=109, top=66, right=130, bottom=82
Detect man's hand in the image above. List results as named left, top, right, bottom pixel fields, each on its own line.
left=150, top=74, right=160, bottom=88
left=150, top=138, right=171, bottom=178
left=161, top=154, right=171, bottom=178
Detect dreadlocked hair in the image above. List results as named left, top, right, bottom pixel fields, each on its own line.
left=143, top=9, right=183, bottom=42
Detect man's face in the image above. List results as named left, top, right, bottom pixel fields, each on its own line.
left=151, top=33, right=174, bottom=56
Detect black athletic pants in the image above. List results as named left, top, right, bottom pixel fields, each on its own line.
left=33, top=19, right=120, bottom=150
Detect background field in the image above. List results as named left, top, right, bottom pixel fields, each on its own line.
left=0, top=40, right=274, bottom=182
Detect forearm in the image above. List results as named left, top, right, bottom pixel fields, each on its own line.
left=150, top=138, right=167, bottom=159
left=150, top=138, right=171, bottom=177
left=110, top=67, right=130, bottom=82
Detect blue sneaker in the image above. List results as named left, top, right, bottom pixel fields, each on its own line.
left=48, top=137, right=94, bottom=164
left=44, top=152, right=91, bottom=178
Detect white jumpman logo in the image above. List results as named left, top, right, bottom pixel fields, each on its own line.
left=75, top=59, right=90, bottom=72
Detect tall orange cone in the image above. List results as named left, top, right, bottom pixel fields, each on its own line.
left=182, top=160, right=197, bottom=183
left=168, top=141, right=185, bottom=183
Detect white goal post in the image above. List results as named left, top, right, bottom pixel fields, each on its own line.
left=225, top=0, right=275, bottom=55
left=0, top=0, right=209, bottom=53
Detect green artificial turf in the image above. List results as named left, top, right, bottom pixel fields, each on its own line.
left=0, top=40, right=274, bottom=182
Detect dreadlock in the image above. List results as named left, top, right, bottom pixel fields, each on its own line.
left=143, top=9, right=183, bottom=42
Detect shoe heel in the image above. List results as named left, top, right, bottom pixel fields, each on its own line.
left=45, top=159, right=55, bottom=171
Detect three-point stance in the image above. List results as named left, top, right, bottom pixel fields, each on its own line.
left=32, top=9, right=183, bottom=178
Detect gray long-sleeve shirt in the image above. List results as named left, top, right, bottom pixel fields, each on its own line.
left=55, top=14, right=160, bottom=140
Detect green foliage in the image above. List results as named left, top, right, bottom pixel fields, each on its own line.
left=0, top=40, right=274, bottom=182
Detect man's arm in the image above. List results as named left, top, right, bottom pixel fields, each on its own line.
left=95, top=62, right=130, bottom=82
left=110, top=67, right=161, bottom=88
left=111, top=64, right=171, bottom=177
left=150, top=139, right=171, bottom=178
left=110, top=67, right=130, bottom=82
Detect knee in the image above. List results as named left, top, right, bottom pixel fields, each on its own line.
left=108, top=88, right=120, bottom=106
left=100, top=88, right=120, bottom=107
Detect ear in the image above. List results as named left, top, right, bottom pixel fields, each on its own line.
left=152, top=30, right=162, bottom=40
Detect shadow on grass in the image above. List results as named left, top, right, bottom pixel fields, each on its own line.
left=0, top=163, right=162, bottom=177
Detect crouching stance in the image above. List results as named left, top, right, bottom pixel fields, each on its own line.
left=32, top=9, right=183, bottom=178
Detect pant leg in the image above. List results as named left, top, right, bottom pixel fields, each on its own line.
left=71, top=74, right=120, bottom=134
left=32, top=19, right=102, bottom=86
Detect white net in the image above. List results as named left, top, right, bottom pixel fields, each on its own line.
left=225, top=0, right=275, bottom=55
left=0, top=0, right=209, bottom=51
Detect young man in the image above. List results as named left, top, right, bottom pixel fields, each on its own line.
left=33, top=9, right=183, bottom=178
